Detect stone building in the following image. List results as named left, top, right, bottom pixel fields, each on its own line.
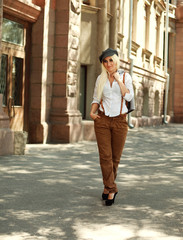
left=0, top=0, right=180, bottom=148
left=174, top=0, right=183, bottom=123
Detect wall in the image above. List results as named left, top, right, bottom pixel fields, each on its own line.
left=174, top=4, right=183, bottom=122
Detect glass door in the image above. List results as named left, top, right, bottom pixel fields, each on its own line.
left=0, top=17, right=26, bottom=130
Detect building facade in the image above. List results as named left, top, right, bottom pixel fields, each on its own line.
left=0, top=0, right=181, bottom=147
left=174, top=0, right=183, bottom=123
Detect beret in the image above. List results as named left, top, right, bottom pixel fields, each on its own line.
left=99, top=48, right=118, bottom=63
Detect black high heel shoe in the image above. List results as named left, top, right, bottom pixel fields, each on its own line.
left=102, top=193, right=109, bottom=200
left=105, top=192, right=118, bottom=206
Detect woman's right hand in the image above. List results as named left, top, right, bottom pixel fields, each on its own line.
left=90, top=103, right=101, bottom=120
left=90, top=112, right=101, bottom=121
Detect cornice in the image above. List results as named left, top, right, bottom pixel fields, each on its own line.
left=3, top=0, right=41, bottom=23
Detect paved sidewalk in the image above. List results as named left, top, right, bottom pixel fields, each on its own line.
left=0, top=124, right=183, bottom=240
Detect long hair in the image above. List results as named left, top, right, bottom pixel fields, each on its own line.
left=97, top=54, right=120, bottom=100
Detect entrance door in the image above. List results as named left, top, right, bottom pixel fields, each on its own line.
left=0, top=17, right=29, bottom=131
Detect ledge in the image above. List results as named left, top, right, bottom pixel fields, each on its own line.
left=3, top=0, right=41, bottom=23
left=142, top=48, right=152, bottom=63
left=81, top=3, right=100, bottom=14
left=154, top=55, right=162, bottom=68
left=131, top=41, right=140, bottom=56
left=118, top=32, right=124, bottom=41
left=154, top=0, right=166, bottom=12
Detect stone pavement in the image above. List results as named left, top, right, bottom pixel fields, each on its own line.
left=0, top=124, right=183, bottom=240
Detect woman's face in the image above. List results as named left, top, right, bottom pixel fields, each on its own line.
left=103, top=56, right=117, bottom=74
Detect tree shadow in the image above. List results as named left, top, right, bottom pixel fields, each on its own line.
left=0, top=124, right=183, bottom=239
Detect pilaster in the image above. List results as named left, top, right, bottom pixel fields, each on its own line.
left=97, top=0, right=108, bottom=75
left=110, top=0, right=118, bottom=49
left=50, top=0, right=82, bottom=143
left=29, top=0, right=55, bottom=143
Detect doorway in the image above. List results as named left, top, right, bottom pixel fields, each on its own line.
left=0, top=16, right=30, bottom=131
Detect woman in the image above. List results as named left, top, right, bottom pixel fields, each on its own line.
left=90, top=48, right=134, bottom=206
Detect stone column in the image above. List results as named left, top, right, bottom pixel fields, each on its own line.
left=97, top=0, right=108, bottom=75
left=110, top=0, right=118, bottom=49
left=29, top=9, right=44, bottom=143
left=29, top=0, right=55, bottom=143
left=40, top=0, right=55, bottom=143
left=50, top=0, right=82, bottom=143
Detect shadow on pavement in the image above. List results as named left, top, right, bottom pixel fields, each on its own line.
left=0, top=124, right=183, bottom=240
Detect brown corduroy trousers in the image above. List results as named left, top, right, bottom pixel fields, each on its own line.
left=94, top=111, right=128, bottom=193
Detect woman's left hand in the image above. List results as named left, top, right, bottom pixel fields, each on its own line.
left=113, top=72, right=130, bottom=97
left=113, top=72, right=120, bottom=82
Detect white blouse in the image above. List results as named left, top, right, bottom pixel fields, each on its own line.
left=92, top=71, right=134, bottom=117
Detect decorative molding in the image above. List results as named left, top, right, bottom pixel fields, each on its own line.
left=154, top=0, right=166, bottom=12
left=118, top=32, right=124, bottom=41
left=169, top=3, right=176, bottom=19
left=81, top=3, right=100, bottom=14
left=107, top=12, right=113, bottom=21
left=154, top=55, right=162, bottom=68
left=3, top=0, right=41, bottom=23
left=131, top=40, right=140, bottom=56
left=71, top=0, right=80, bottom=15
left=32, top=0, right=45, bottom=8
left=145, top=0, right=152, bottom=6
left=142, top=48, right=152, bottom=63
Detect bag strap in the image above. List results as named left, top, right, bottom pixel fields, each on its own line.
left=120, top=73, right=126, bottom=114
left=122, top=72, right=129, bottom=110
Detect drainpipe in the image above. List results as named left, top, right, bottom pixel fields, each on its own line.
left=163, top=0, right=169, bottom=124
left=128, top=0, right=134, bottom=128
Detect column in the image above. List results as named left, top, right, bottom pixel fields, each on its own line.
left=110, top=0, right=118, bottom=49
left=50, top=0, right=82, bottom=143
left=97, top=0, right=108, bottom=75
left=29, top=0, right=55, bottom=143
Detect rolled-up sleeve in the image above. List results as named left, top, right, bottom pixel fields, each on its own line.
left=91, top=75, right=101, bottom=105
left=122, top=73, right=134, bottom=102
